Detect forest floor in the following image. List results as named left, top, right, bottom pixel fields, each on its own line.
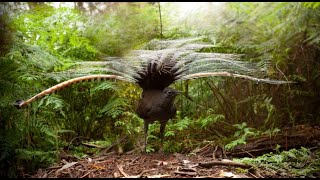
left=28, top=151, right=261, bottom=178
left=24, top=125, right=319, bottom=178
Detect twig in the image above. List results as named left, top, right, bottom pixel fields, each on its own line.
left=95, top=159, right=115, bottom=164
left=80, top=171, right=91, bottom=178
left=116, top=163, right=128, bottom=177
left=67, top=136, right=88, bottom=151
left=179, top=167, right=197, bottom=172
left=125, top=168, right=157, bottom=178
left=45, top=165, right=62, bottom=170
left=67, top=168, right=73, bottom=178
left=82, top=142, right=104, bottom=148
left=201, top=141, right=213, bottom=151
left=92, top=155, right=110, bottom=161
left=158, top=2, right=163, bottom=39
left=100, top=135, right=128, bottom=155
left=174, top=170, right=197, bottom=176
left=195, top=176, right=217, bottom=178
left=198, top=160, right=252, bottom=169
left=248, top=171, right=258, bottom=178
left=129, top=157, right=140, bottom=165
left=249, top=168, right=264, bottom=178
left=197, top=142, right=213, bottom=156
left=139, top=168, right=156, bottom=177
left=240, top=149, right=255, bottom=158
left=89, top=164, right=105, bottom=170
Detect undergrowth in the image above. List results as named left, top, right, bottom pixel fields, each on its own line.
left=234, top=147, right=320, bottom=178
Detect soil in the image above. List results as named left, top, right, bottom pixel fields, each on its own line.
left=28, top=151, right=257, bottom=178
left=21, top=125, right=320, bottom=178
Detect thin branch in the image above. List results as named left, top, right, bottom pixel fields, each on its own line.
left=158, top=2, right=163, bottom=40
left=198, top=160, right=252, bottom=169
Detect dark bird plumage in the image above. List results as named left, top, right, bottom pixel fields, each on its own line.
left=14, top=37, right=293, bottom=152
left=136, top=87, right=180, bottom=152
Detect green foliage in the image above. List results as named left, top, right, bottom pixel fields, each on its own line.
left=225, top=122, right=257, bottom=150
left=99, top=96, right=129, bottom=119
left=69, top=145, right=91, bottom=159
left=145, top=145, right=156, bottom=153
left=204, top=2, right=320, bottom=128
left=262, top=127, right=280, bottom=138
left=158, top=110, right=225, bottom=153
left=253, top=95, right=276, bottom=127
left=303, top=2, right=320, bottom=9
left=90, top=140, right=113, bottom=148
left=0, top=30, right=63, bottom=176
left=235, top=147, right=320, bottom=177
left=225, top=123, right=282, bottom=151
left=198, top=112, right=225, bottom=129
left=174, top=116, right=191, bottom=131
left=163, top=141, right=183, bottom=154
left=12, top=5, right=97, bottom=60
left=161, top=2, right=219, bottom=39
left=85, top=3, right=159, bottom=55
left=15, top=149, right=57, bottom=171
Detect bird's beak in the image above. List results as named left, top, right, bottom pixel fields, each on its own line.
left=175, top=90, right=182, bottom=95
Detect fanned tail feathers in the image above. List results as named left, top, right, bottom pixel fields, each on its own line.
left=15, top=37, right=293, bottom=108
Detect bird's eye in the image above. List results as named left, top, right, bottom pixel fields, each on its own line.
left=167, top=91, right=173, bottom=95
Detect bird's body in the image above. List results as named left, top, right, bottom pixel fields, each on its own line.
left=136, top=87, right=180, bottom=152
left=136, top=88, right=178, bottom=124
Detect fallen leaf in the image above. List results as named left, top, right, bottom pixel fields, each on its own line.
left=219, top=170, right=235, bottom=178
left=183, top=160, right=191, bottom=164
left=56, top=162, right=78, bottom=173
left=147, top=174, right=171, bottom=178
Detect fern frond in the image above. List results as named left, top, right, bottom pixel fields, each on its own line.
left=99, top=97, right=129, bottom=118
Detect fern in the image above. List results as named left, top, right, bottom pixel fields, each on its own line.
left=164, top=130, right=175, bottom=137
left=32, top=119, right=57, bottom=139
left=174, top=117, right=191, bottom=131
left=0, top=131, right=16, bottom=162
left=199, top=113, right=225, bottom=128
left=99, top=97, right=129, bottom=118
left=235, top=147, right=320, bottom=177
left=91, top=81, right=117, bottom=94
left=225, top=122, right=257, bottom=150
left=303, top=2, right=320, bottom=9
left=15, top=149, right=57, bottom=168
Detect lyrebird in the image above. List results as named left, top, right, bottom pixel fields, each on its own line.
left=14, top=37, right=292, bottom=152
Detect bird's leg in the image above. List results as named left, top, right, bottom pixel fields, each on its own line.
left=144, top=120, right=149, bottom=153
left=159, top=122, right=167, bottom=153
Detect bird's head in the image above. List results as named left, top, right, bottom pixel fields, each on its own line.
left=163, top=87, right=181, bottom=98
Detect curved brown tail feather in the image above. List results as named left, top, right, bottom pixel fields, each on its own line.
left=180, top=72, right=295, bottom=84
left=14, top=75, right=129, bottom=109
